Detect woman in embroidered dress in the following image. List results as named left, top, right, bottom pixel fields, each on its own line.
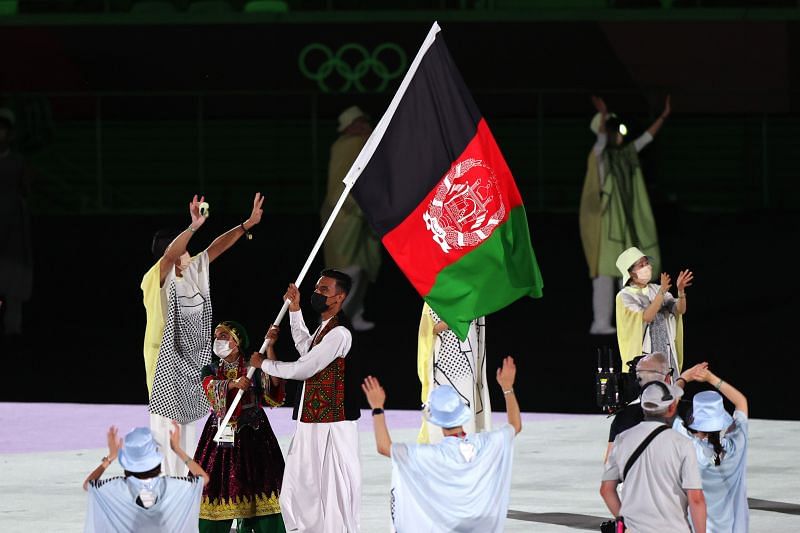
left=193, top=320, right=287, bottom=533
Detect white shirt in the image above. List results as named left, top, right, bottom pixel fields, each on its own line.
left=261, top=310, right=352, bottom=381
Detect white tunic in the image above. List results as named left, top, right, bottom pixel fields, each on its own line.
left=261, top=310, right=360, bottom=533
left=84, top=476, right=203, bottom=533
left=390, top=425, right=516, bottom=533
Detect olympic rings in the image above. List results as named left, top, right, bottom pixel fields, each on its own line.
left=298, top=42, right=407, bottom=93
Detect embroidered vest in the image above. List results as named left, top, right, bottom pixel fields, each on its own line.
left=300, top=314, right=348, bottom=423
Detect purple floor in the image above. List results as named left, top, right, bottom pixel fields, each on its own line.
left=0, top=402, right=594, bottom=454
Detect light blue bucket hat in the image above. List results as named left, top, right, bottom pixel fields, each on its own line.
left=424, top=385, right=472, bottom=429
left=118, top=427, right=163, bottom=473
left=688, top=391, right=734, bottom=432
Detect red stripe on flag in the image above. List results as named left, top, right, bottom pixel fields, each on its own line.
left=381, top=119, right=524, bottom=296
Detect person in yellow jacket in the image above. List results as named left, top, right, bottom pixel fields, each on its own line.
left=614, top=246, right=693, bottom=378
left=140, top=192, right=264, bottom=475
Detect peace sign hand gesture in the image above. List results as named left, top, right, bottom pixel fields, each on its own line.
left=244, top=192, right=265, bottom=228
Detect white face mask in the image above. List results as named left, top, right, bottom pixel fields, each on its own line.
left=213, top=339, right=233, bottom=358
left=635, top=264, right=653, bottom=284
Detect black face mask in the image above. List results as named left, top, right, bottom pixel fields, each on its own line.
left=310, top=292, right=331, bottom=314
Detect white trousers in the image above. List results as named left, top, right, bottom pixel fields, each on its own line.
left=280, top=421, right=361, bottom=533
left=149, top=412, right=197, bottom=476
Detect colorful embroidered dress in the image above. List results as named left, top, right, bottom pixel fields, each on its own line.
left=193, top=354, right=286, bottom=531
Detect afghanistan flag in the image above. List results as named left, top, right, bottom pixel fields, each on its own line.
left=347, top=22, right=543, bottom=339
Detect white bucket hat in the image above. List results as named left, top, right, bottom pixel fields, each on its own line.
left=424, top=385, right=472, bottom=429
left=118, top=427, right=163, bottom=473
left=616, top=246, right=649, bottom=286
left=639, top=381, right=683, bottom=414
left=337, top=105, right=368, bottom=132
left=688, top=391, right=733, bottom=432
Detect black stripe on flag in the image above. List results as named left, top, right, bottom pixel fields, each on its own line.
left=352, top=34, right=481, bottom=238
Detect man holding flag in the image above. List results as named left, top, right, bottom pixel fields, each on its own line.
left=251, top=270, right=362, bottom=533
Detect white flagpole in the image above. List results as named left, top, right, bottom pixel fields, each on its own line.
left=214, top=20, right=443, bottom=442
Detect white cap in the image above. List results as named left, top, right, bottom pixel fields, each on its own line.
left=337, top=105, right=368, bottom=132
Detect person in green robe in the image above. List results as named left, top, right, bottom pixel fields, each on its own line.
left=579, top=94, right=670, bottom=336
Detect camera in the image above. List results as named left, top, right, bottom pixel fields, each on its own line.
left=596, top=347, right=645, bottom=414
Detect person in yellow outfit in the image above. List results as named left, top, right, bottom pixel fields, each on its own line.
left=140, top=193, right=264, bottom=476
left=614, top=246, right=693, bottom=378
left=321, top=105, right=382, bottom=331
left=416, top=302, right=490, bottom=444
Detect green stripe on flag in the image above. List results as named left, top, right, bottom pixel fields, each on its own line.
left=424, top=206, right=544, bottom=340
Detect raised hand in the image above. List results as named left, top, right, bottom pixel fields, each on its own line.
left=695, top=366, right=713, bottom=384
left=591, top=95, right=608, bottom=115
left=659, top=272, right=673, bottom=294
left=676, top=269, right=693, bottom=292
left=245, top=192, right=265, bottom=228
left=189, top=195, right=208, bottom=229
left=661, top=94, right=671, bottom=119
left=680, top=362, right=708, bottom=383
left=496, top=356, right=517, bottom=390
left=284, top=283, right=300, bottom=312
left=362, top=376, right=386, bottom=409
left=106, top=426, right=122, bottom=461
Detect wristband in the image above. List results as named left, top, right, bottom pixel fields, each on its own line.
left=187, top=225, right=197, bottom=233
left=241, top=223, right=252, bottom=241
left=184, top=457, right=192, bottom=466
left=675, top=377, right=687, bottom=386
left=371, top=408, right=384, bottom=416
left=101, top=456, right=112, bottom=465
left=503, top=388, right=514, bottom=396
left=714, top=379, right=725, bottom=391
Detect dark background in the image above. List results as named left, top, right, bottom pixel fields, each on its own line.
left=1, top=5, right=797, bottom=419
